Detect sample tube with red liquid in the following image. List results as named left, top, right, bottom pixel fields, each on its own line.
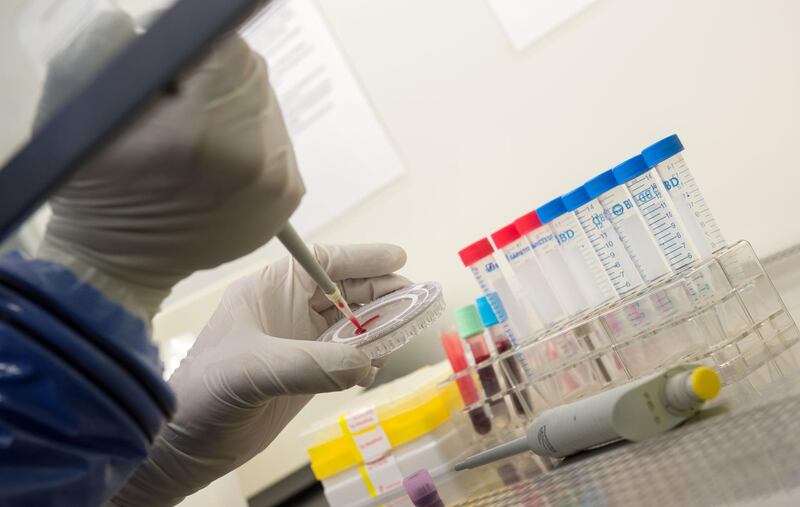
left=459, top=239, right=537, bottom=414
left=440, top=328, right=492, bottom=435
left=475, top=294, right=530, bottom=417
left=454, top=304, right=510, bottom=426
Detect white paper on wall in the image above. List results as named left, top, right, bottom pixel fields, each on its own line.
left=241, top=0, right=405, bottom=236
left=166, top=0, right=405, bottom=304
left=488, top=0, right=599, bottom=51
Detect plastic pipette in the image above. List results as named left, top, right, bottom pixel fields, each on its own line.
left=455, top=365, right=720, bottom=469
left=277, top=224, right=363, bottom=331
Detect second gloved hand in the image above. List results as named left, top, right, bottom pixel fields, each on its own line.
left=110, top=244, right=410, bottom=506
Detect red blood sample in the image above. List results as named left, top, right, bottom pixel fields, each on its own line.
left=467, top=407, right=492, bottom=435
left=465, top=336, right=502, bottom=398
left=347, top=316, right=366, bottom=334
left=354, top=314, right=380, bottom=335
left=493, top=339, right=528, bottom=416
left=440, top=330, right=492, bottom=435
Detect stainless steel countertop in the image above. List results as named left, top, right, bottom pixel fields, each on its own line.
left=455, top=369, right=800, bottom=507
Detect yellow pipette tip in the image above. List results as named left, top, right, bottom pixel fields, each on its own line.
left=690, top=367, right=721, bottom=401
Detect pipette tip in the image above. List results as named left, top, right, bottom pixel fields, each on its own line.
left=327, top=289, right=364, bottom=332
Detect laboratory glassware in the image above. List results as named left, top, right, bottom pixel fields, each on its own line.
left=455, top=304, right=511, bottom=425
left=491, top=223, right=565, bottom=327
left=585, top=169, right=671, bottom=283
left=612, top=155, right=700, bottom=272
left=642, top=134, right=725, bottom=257
left=567, top=184, right=646, bottom=296
left=515, top=209, right=587, bottom=317
left=553, top=191, right=619, bottom=307
left=476, top=294, right=530, bottom=416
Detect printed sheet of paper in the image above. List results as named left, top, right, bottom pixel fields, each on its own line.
left=167, top=0, right=404, bottom=304
left=242, top=0, right=405, bottom=236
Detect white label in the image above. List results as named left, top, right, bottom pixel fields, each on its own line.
left=352, top=426, right=392, bottom=463
left=345, top=407, right=380, bottom=433
left=345, top=407, right=392, bottom=463
left=364, top=455, right=405, bottom=495
left=529, top=228, right=559, bottom=255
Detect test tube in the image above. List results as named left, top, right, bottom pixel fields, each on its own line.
left=440, top=329, right=492, bottom=435
left=551, top=193, right=619, bottom=308
left=642, top=134, right=726, bottom=257
left=585, top=169, right=671, bottom=283
left=612, top=155, right=700, bottom=272
left=458, top=239, right=537, bottom=391
left=514, top=208, right=587, bottom=316
left=532, top=197, right=591, bottom=315
left=567, top=185, right=646, bottom=296
left=455, top=304, right=511, bottom=425
left=476, top=294, right=529, bottom=417
left=458, top=239, right=536, bottom=344
left=491, top=223, right=565, bottom=328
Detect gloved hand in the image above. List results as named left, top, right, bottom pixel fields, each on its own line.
left=110, top=243, right=411, bottom=507
left=35, top=9, right=304, bottom=322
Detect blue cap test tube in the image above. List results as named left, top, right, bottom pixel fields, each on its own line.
left=530, top=199, right=589, bottom=316
left=550, top=192, right=619, bottom=308
left=612, top=155, right=700, bottom=272
left=584, top=168, right=671, bottom=283
left=642, top=135, right=725, bottom=257
left=567, top=184, right=646, bottom=296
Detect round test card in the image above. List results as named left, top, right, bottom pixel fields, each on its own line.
left=318, top=281, right=445, bottom=359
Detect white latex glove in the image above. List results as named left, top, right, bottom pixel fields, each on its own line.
left=35, top=9, right=304, bottom=322
left=110, top=244, right=411, bottom=507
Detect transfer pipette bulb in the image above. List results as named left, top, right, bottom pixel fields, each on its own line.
left=642, top=134, right=725, bottom=257
left=612, top=155, right=700, bottom=272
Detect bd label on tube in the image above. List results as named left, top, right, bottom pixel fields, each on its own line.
left=625, top=171, right=698, bottom=271
left=556, top=229, right=576, bottom=244
left=642, top=134, right=726, bottom=257
left=610, top=199, right=634, bottom=217
left=551, top=211, right=617, bottom=308
left=663, top=176, right=680, bottom=191
left=598, top=185, right=671, bottom=282
left=575, top=199, right=645, bottom=295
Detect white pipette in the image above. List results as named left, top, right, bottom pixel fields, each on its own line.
left=455, top=365, right=720, bottom=468
left=277, top=224, right=363, bottom=332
